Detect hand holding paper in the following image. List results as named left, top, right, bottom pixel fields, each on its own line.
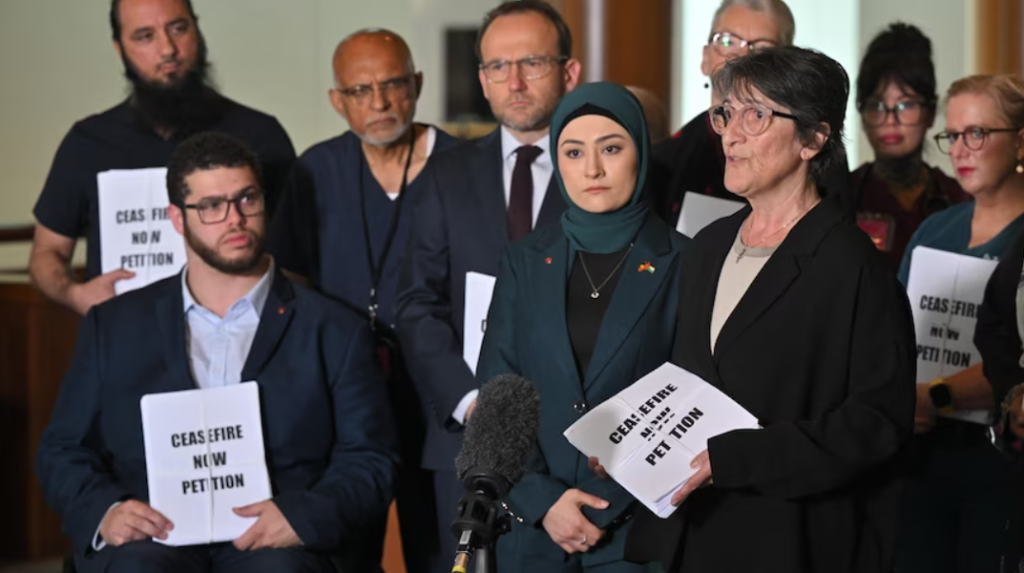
left=670, top=450, right=712, bottom=506
left=232, top=500, right=301, bottom=551
left=99, top=500, right=173, bottom=547
left=563, top=363, right=758, bottom=518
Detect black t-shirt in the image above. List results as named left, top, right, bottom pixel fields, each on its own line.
left=33, top=97, right=296, bottom=280
left=567, top=247, right=628, bottom=377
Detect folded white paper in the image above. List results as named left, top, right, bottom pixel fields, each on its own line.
left=141, top=383, right=271, bottom=546
left=675, top=191, right=745, bottom=238
left=98, top=168, right=186, bottom=295
left=463, top=271, right=496, bottom=375
left=906, top=246, right=998, bottom=425
left=564, top=363, right=759, bottom=518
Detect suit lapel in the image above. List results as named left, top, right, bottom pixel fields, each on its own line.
left=709, top=198, right=847, bottom=362
left=537, top=176, right=566, bottom=228
left=155, top=273, right=197, bottom=391
left=240, top=271, right=297, bottom=381
left=471, top=130, right=509, bottom=248
left=531, top=233, right=582, bottom=388
left=585, top=217, right=675, bottom=389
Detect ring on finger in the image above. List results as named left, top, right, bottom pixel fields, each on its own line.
left=579, top=535, right=588, bottom=546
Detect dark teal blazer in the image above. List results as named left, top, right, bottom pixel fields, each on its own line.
left=477, top=213, right=688, bottom=568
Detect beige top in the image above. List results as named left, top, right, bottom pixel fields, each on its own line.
left=710, top=230, right=779, bottom=353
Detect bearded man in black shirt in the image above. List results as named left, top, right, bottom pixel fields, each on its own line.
left=30, top=0, right=295, bottom=315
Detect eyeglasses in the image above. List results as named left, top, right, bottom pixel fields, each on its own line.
left=183, top=189, right=264, bottom=224
left=708, top=32, right=777, bottom=56
left=860, top=100, right=931, bottom=126
left=933, top=127, right=1019, bottom=154
left=336, top=74, right=416, bottom=106
left=479, top=55, right=568, bottom=83
left=710, top=104, right=797, bottom=137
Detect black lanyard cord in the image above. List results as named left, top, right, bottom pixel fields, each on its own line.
left=358, top=126, right=417, bottom=329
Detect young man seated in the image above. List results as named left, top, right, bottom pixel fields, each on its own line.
left=36, top=132, right=399, bottom=573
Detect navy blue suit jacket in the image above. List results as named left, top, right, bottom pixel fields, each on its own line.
left=37, top=270, right=399, bottom=559
left=477, top=214, right=687, bottom=568
left=396, top=128, right=567, bottom=470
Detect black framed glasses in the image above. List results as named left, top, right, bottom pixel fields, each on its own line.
left=860, top=100, right=932, bottom=126
left=710, top=104, right=797, bottom=137
left=336, top=73, right=416, bottom=106
left=708, top=32, right=777, bottom=56
left=933, top=126, right=1019, bottom=154
left=479, top=55, right=568, bottom=83
left=183, top=189, right=264, bottom=224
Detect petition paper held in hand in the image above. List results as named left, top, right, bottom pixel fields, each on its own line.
left=563, top=363, right=758, bottom=518
left=141, top=383, right=271, bottom=546
left=97, top=168, right=186, bottom=295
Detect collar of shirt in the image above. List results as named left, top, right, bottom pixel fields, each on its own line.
left=500, top=125, right=552, bottom=168
left=181, top=259, right=276, bottom=323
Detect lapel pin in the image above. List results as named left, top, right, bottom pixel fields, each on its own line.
left=278, top=306, right=285, bottom=314
left=638, top=262, right=656, bottom=274
left=545, top=257, right=552, bottom=265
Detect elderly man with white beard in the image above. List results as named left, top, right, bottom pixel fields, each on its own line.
left=266, top=28, right=459, bottom=573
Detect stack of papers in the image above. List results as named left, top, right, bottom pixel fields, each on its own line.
left=564, top=363, right=758, bottom=518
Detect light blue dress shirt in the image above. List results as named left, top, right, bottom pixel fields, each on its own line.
left=182, top=261, right=275, bottom=389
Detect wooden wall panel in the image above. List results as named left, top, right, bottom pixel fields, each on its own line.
left=976, top=0, right=1023, bottom=74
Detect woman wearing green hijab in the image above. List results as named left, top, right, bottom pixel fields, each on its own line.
left=476, top=82, right=689, bottom=572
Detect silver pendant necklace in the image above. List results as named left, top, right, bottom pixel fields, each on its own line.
left=579, top=243, right=634, bottom=299
left=736, top=203, right=814, bottom=262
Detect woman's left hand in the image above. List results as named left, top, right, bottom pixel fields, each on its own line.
left=670, top=450, right=713, bottom=506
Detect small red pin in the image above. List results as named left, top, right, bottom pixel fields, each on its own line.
left=545, top=257, right=552, bottom=265
left=278, top=306, right=285, bottom=314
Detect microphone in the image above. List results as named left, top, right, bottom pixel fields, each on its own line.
left=450, top=374, right=540, bottom=573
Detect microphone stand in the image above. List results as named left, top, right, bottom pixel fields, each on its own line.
left=450, top=468, right=512, bottom=573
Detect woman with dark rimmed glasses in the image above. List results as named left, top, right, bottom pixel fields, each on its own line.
left=851, top=23, right=969, bottom=271
left=894, top=73, right=1024, bottom=573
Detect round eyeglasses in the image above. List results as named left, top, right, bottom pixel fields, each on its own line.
left=933, top=127, right=1019, bottom=154
left=710, top=104, right=797, bottom=137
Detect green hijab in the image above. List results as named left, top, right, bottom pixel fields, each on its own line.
left=550, top=82, right=650, bottom=254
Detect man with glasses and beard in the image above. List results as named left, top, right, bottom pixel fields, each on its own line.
left=29, top=0, right=295, bottom=317
left=268, top=28, right=458, bottom=572
left=37, top=132, right=398, bottom=573
left=395, top=1, right=579, bottom=569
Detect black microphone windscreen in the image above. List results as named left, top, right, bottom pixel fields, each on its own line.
left=455, top=374, right=540, bottom=485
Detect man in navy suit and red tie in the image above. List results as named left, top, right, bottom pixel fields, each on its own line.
left=37, top=132, right=398, bottom=573
left=396, top=1, right=580, bottom=570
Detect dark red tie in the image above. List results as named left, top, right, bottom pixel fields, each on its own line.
left=508, top=145, right=543, bottom=242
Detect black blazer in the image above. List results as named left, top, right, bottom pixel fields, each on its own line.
left=626, top=196, right=916, bottom=573
left=396, top=128, right=567, bottom=470
left=977, top=227, right=1024, bottom=406
left=37, top=271, right=399, bottom=563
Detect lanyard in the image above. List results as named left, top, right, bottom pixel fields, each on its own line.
left=358, top=127, right=416, bottom=330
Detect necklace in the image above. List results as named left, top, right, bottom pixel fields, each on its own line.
left=736, top=202, right=815, bottom=262
left=578, top=244, right=634, bottom=299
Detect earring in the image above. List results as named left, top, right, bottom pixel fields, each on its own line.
left=1017, top=162, right=1023, bottom=174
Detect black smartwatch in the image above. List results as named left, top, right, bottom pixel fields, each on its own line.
left=929, top=379, right=954, bottom=413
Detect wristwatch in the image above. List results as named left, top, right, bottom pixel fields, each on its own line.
left=928, top=378, right=955, bottom=415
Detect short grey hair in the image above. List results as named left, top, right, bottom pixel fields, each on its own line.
left=709, top=0, right=795, bottom=46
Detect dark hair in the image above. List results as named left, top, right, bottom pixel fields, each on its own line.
left=475, top=0, right=572, bottom=62
left=713, top=46, right=849, bottom=184
left=166, top=132, right=262, bottom=208
left=110, top=0, right=198, bottom=41
left=856, top=22, right=936, bottom=108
